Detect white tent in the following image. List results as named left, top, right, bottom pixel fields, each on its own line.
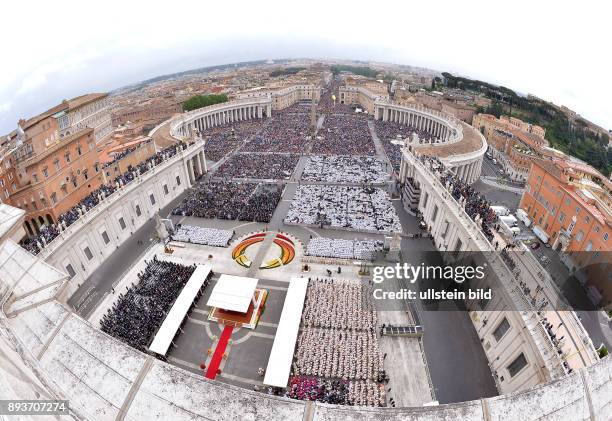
left=206, top=274, right=258, bottom=313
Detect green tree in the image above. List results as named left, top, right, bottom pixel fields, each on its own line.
left=182, top=94, right=228, bottom=112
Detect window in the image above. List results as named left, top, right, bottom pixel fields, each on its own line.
left=43, top=167, right=49, bottom=178
left=585, top=241, right=592, bottom=252
left=65, top=264, right=76, bottom=279
left=576, top=230, right=584, bottom=242
left=559, top=212, right=565, bottom=223
left=118, top=217, right=126, bottom=230
left=55, top=160, right=61, bottom=171
left=33, top=174, right=38, bottom=183
left=507, top=353, right=528, bottom=378
left=101, top=231, right=110, bottom=244
left=176, top=175, right=181, bottom=185
left=431, top=205, right=439, bottom=223
left=493, top=318, right=510, bottom=342
left=65, top=152, right=71, bottom=163
left=163, top=184, right=169, bottom=195
left=51, top=192, right=57, bottom=205
left=83, top=246, right=93, bottom=260
left=604, top=232, right=608, bottom=242
left=149, top=194, right=155, bottom=205
left=575, top=207, right=580, bottom=214
left=135, top=205, right=142, bottom=217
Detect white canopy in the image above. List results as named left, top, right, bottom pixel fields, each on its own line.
left=206, top=274, right=258, bottom=313
left=263, top=277, right=309, bottom=388
left=149, top=264, right=212, bottom=355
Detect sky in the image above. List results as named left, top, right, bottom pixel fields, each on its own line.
left=1, top=0, right=611, bottom=135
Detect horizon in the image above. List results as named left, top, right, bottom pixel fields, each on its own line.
left=1, top=0, right=611, bottom=135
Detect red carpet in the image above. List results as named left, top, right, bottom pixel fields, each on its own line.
left=205, top=325, right=233, bottom=379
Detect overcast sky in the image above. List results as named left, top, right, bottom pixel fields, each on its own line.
left=1, top=0, right=610, bottom=135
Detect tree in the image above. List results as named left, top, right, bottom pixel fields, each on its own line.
left=431, top=79, right=436, bottom=90
left=182, top=94, right=228, bottom=112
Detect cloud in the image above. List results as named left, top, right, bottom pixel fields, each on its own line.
left=0, top=102, right=11, bottom=113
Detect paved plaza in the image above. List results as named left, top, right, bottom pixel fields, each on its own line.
left=71, top=90, right=499, bottom=407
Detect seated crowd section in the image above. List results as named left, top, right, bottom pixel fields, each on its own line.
left=311, top=114, right=376, bottom=156
left=202, top=120, right=263, bottom=161
left=20, top=141, right=192, bottom=255
left=212, top=153, right=299, bottom=180
left=100, top=256, right=207, bottom=354
left=171, top=225, right=234, bottom=247
left=242, top=106, right=311, bottom=153
left=172, top=181, right=282, bottom=223
left=288, top=278, right=385, bottom=406
left=284, top=185, right=401, bottom=233
left=306, top=237, right=384, bottom=260
left=301, top=156, right=389, bottom=184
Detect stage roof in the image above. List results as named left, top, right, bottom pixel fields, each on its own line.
left=206, top=274, right=258, bottom=313
left=263, top=277, right=309, bottom=388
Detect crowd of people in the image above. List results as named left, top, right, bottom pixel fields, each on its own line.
left=285, top=376, right=350, bottom=405
left=171, top=225, right=234, bottom=247
left=416, top=155, right=497, bottom=242
left=306, top=237, right=384, bottom=260
left=311, top=114, right=375, bottom=156
left=374, top=120, right=436, bottom=172
left=301, top=156, right=389, bottom=184
left=20, top=141, right=192, bottom=254
left=373, top=120, right=434, bottom=143
left=172, top=181, right=282, bottom=223
left=438, top=165, right=497, bottom=241
left=213, top=153, right=299, bottom=180
left=203, top=120, right=264, bottom=161
left=100, top=257, right=199, bottom=352
left=301, top=278, right=377, bottom=330
left=243, top=111, right=311, bottom=153
left=290, top=278, right=385, bottom=406
left=284, top=185, right=402, bottom=233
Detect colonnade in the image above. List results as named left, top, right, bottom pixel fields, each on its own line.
left=174, top=101, right=271, bottom=138
left=185, top=150, right=207, bottom=185
left=451, top=159, right=482, bottom=185
left=377, top=106, right=451, bottom=141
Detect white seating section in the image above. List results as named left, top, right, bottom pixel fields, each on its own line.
left=284, top=185, right=402, bottom=233
left=292, top=278, right=384, bottom=406
left=302, top=156, right=389, bottom=184
left=172, top=225, right=233, bottom=247
left=306, top=237, right=383, bottom=260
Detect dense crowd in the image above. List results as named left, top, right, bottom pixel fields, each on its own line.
left=100, top=257, right=199, bottom=352
left=101, top=140, right=152, bottom=169
left=301, top=156, right=389, bottom=184
left=419, top=155, right=498, bottom=241
left=306, top=237, right=384, bottom=260
left=301, top=278, right=377, bottom=330
left=290, top=278, right=384, bottom=407
left=374, top=120, right=435, bottom=172
left=171, top=225, right=234, bottom=247
left=172, top=181, right=282, bottom=223
left=203, top=120, right=263, bottom=161
left=284, top=185, right=402, bottom=233
left=213, top=153, right=299, bottom=180
left=20, top=141, right=192, bottom=254
left=243, top=111, right=311, bottom=153
left=311, top=114, right=375, bottom=156
left=373, top=120, right=434, bottom=143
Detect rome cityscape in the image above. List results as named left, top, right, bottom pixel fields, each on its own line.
left=0, top=2, right=611, bottom=421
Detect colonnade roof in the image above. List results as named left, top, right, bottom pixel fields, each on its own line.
left=414, top=121, right=485, bottom=158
